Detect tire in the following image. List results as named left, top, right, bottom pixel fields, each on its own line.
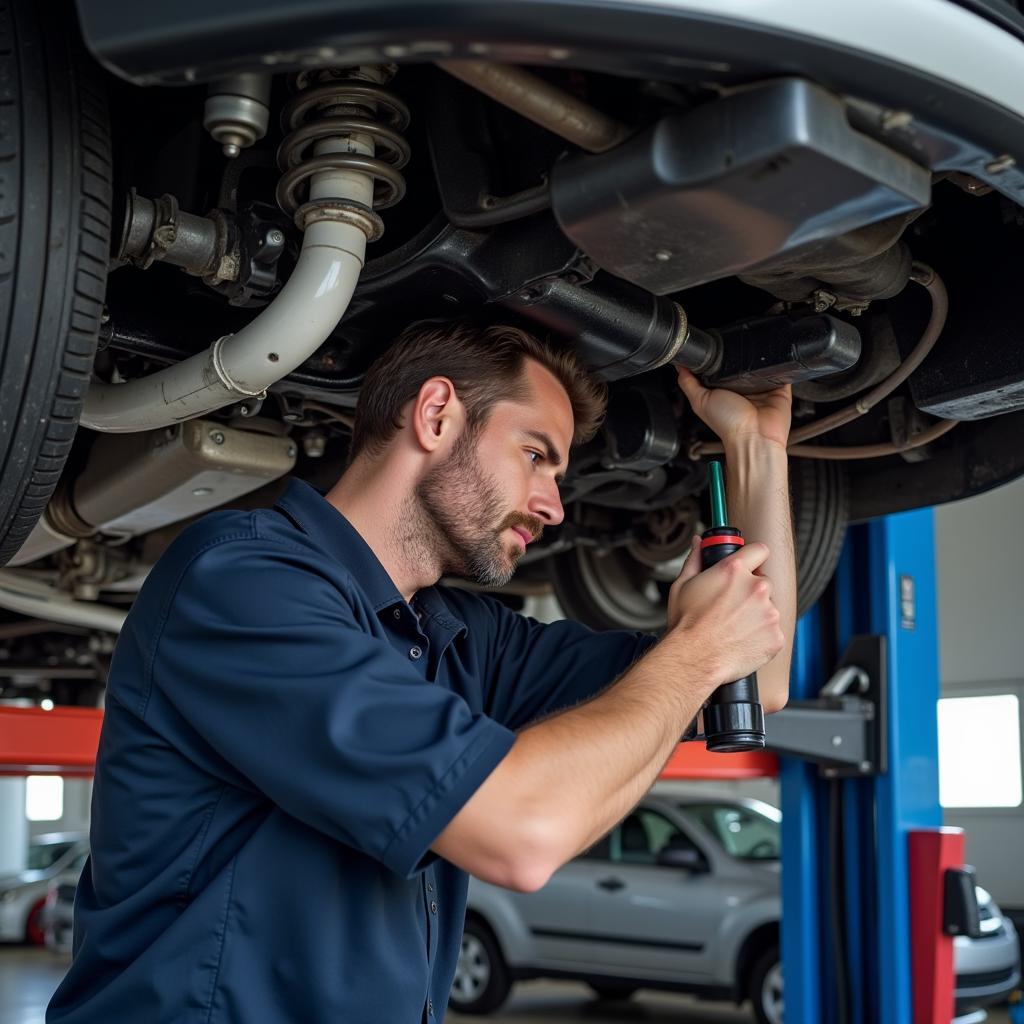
left=0, top=0, right=112, bottom=565
left=588, top=981, right=639, bottom=1001
left=448, top=916, right=512, bottom=1015
left=790, top=458, right=848, bottom=617
left=748, top=946, right=783, bottom=1024
left=549, top=459, right=847, bottom=630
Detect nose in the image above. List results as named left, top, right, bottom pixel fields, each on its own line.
left=528, top=475, right=564, bottom=527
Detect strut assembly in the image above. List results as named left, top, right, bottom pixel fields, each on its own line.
left=82, top=66, right=410, bottom=433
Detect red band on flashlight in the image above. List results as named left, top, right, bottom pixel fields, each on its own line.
left=702, top=534, right=745, bottom=548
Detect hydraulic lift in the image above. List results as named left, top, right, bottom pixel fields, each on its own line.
left=664, top=506, right=975, bottom=1024
left=2, top=508, right=970, bottom=1023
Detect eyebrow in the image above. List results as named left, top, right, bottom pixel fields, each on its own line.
left=522, top=430, right=566, bottom=485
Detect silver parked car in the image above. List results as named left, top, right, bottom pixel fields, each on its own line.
left=0, top=832, right=89, bottom=945
left=42, top=847, right=90, bottom=956
left=455, top=791, right=1020, bottom=1023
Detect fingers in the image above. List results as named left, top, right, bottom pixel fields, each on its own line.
left=677, top=535, right=702, bottom=583
left=676, top=366, right=707, bottom=408
left=725, top=541, right=770, bottom=574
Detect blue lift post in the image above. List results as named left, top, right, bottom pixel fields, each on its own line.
left=781, top=508, right=944, bottom=1024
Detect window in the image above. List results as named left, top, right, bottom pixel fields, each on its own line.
left=26, top=775, right=64, bottom=822
left=617, top=809, right=691, bottom=865
left=27, top=840, right=75, bottom=871
left=684, top=802, right=781, bottom=860
left=938, top=694, right=1022, bottom=808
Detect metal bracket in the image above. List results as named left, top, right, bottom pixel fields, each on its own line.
left=765, top=634, right=887, bottom=777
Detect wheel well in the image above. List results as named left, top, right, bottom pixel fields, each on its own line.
left=735, top=922, right=779, bottom=1001
left=463, top=909, right=505, bottom=958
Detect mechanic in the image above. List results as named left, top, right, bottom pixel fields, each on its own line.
left=47, top=322, right=794, bottom=1024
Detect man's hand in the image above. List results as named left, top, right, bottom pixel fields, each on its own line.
left=676, top=367, right=792, bottom=449
left=664, top=536, right=784, bottom=688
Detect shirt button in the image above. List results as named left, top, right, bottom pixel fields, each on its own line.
left=430, top=900, right=438, bottom=914
left=409, top=646, right=422, bottom=660
left=426, top=883, right=434, bottom=893
left=428, top=1001, right=434, bottom=1015
left=393, top=608, right=401, bottom=620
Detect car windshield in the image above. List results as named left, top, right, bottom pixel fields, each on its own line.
left=682, top=803, right=781, bottom=860
left=27, top=841, right=75, bottom=870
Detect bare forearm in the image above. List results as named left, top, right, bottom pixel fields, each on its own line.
left=496, top=641, right=714, bottom=879
left=432, top=641, right=710, bottom=890
left=724, top=438, right=794, bottom=711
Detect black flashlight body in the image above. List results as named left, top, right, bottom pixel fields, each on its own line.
left=700, top=527, right=767, bottom=752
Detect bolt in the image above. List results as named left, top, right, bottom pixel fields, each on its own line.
left=192, top=487, right=213, bottom=497
left=286, top=445, right=297, bottom=459
left=210, top=430, right=225, bottom=445
left=831, top=735, right=843, bottom=747
left=860, top=761, right=872, bottom=773
left=985, top=153, right=1016, bottom=174
left=267, top=228, right=285, bottom=246
left=302, top=431, right=327, bottom=459
left=654, top=249, right=672, bottom=262
left=880, top=109, right=913, bottom=132
left=812, top=289, right=837, bottom=313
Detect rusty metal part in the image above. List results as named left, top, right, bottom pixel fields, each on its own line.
left=437, top=59, right=629, bottom=153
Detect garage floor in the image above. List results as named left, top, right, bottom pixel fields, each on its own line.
left=0, top=947, right=1012, bottom=1023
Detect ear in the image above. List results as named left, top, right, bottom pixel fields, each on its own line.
left=410, top=376, right=465, bottom=453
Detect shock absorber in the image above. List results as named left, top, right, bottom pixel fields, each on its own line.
left=81, top=67, right=411, bottom=433
left=276, top=66, right=412, bottom=241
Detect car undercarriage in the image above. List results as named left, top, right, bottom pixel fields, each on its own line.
left=2, top=0, right=1024, bottom=704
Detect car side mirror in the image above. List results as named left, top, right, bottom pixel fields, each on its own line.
left=656, top=846, right=707, bottom=872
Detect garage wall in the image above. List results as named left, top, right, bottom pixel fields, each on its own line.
left=934, top=475, right=1024, bottom=910
left=27, top=778, right=92, bottom=842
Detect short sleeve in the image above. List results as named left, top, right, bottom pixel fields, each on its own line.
left=147, top=537, right=516, bottom=879
left=457, top=592, right=658, bottom=732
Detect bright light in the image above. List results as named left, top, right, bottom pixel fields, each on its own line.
left=938, top=694, right=1022, bottom=808
left=26, top=776, right=64, bottom=821
left=40, top=699, right=54, bottom=711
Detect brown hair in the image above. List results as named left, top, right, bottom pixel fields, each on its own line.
left=348, top=322, right=607, bottom=461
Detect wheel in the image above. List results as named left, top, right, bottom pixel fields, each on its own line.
left=588, top=981, right=639, bottom=1001
left=748, top=946, right=783, bottom=1024
left=25, top=898, right=46, bottom=946
left=448, top=916, right=512, bottom=1015
left=789, top=458, right=848, bottom=617
left=0, top=0, right=112, bottom=565
left=549, top=460, right=847, bottom=631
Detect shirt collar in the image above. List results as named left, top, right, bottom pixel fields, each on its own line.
left=274, top=478, right=403, bottom=611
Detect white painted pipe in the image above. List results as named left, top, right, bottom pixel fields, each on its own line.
left=0, top=571, right=127, bottom=633
left=80, top=218, right=367, bottom=432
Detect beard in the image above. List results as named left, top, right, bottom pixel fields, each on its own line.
left=414, top=429, right=542, bottom=588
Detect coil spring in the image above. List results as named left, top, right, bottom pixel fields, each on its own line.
left=276, top=73, right=412, bottom=238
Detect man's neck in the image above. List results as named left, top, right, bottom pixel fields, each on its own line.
left=324, top=458, right=440, bottom=602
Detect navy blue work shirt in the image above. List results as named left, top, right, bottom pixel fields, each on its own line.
left=48, top=478, right=655, bottom=1024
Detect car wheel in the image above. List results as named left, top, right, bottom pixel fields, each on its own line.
left=24, top=898, right=46, bottom=946
left=448, top=916, right=512, bottom=1015
left=550, top=460, right=847, bottom=631
left=749, top=946, right=783, bottom=1024
left=0, top=0, right=112, bottom=566
left=588, top=981, right=639, bottom=1001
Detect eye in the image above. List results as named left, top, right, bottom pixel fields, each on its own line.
left=526, top=449, right=543, bottom=466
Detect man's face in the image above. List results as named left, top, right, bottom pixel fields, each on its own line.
left=415, top=359, right=573, bottom=587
